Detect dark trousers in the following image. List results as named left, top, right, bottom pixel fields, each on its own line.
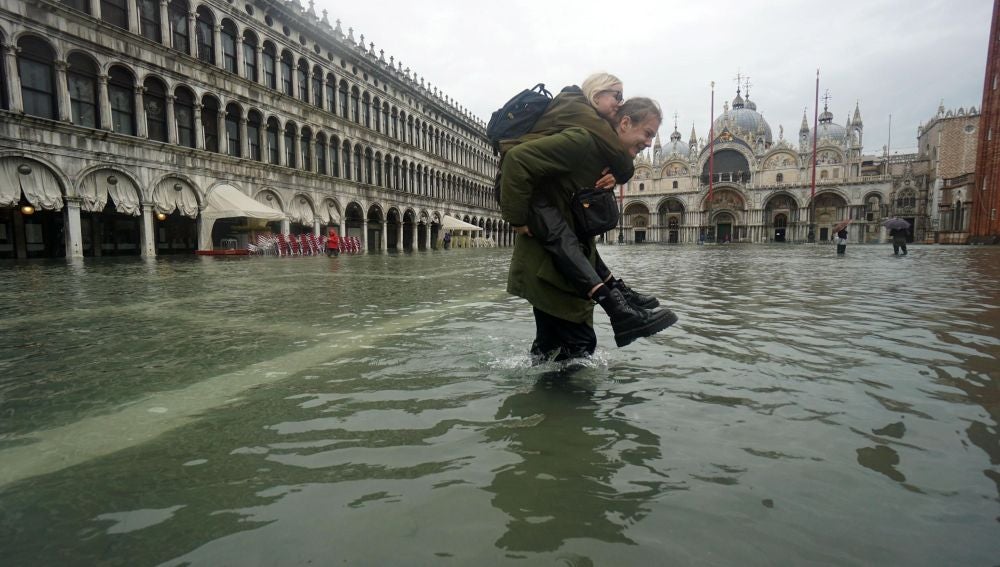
left=530, top=199, right=609, bottom=298
left=326, top=247, right=340, bottom=257
left=836, top=244, right=846, bottom=255
left=530, top=307, right=596, bottom=362
left=892, top=237, right=907, bottom=255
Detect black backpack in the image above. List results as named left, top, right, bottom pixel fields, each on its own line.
left=486, top=83, right=553, bottom=155
left=487, top=84, right=553, bottom=203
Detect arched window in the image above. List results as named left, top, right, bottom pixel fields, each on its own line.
left=671, top=180, right=677, bottom=189
left=169, top=0, right=189, bottom=53
left=393, top=157, right=401, bottom=189
left=325, top=74, right=335, bottom=113
left=372, top=97, right=381, bottom=131
left=283, top=122, right=296, bottom=167
left=101, top=0, right=128, bottom=29
left=200, top=95, right=219, bottom=151
left=247, top=110, right=262, bottom=160
left=381, top=103, right=389, bottom=135
left=221, top=20, right=238, bottom=73
left=350, top=86, right=360, bottom=123
left=374, top=152, right=383, bottom=186
left=18, top=37, right=57, bottom=120
left=138, top=0, right=161, bottom=42
left=391, top=108, right=398, bottom=139
left=225, top=103, right=241, bottom=157
left=262, top=42, right=276, bottom=89
left=143, top=76, right=168, bottom=142
left=776, top=173, right=784, bottom=183
left=296, top=58, right=308, bottom=101
left=407, top=117, right=414, bottom=145
left=266, top=117, right=280, bottom=164
left=108, top=66, right=136, bottom=135
left=399, top=111, right=406, bottom=141
left=362, top=93, right=371, bottom=128
left=195, top=7, right=214, bottom=64
left=242, top=31, right=258, bottom=81
left=353, top=145, right=362, bottom=180
left=384, top=155, right=392, bottom=188
left=820, top=170, right=829, bottom=180
left=365, top=148, right=373, bottom=184
left=954, top=198, right=964, bottom=230
left=174, top=87, right=195, bottom=148
left=279, top=51, right=293, bottom=96
left=312, top=66, right=322, bottom=107
left=316, top=133, right=327, bottom=174
left=300, top=127, right=312, bottom=171
left=67, top=52, right=99, bottom=128
left=341, top=140, right=351, bottom=180
left=330, top=136, right=340, bottom=177
left=338, top=81, right=348, bottom=117
left=409, top=163, right=416, bottom=192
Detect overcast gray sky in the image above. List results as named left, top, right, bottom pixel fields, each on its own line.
left=314, top=0, right=992, bottom=157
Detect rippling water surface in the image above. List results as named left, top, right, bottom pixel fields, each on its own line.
left=1, top=244, right=998, bottom=566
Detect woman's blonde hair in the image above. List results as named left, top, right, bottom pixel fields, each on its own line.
left=581, top=72, right=623, bottom=108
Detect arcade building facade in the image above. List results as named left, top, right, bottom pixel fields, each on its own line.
left=0, top=0, right=504, bottom=259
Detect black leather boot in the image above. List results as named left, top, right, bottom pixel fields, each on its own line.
left=612, top=278, right=660, bottom=309
left=593, top=285, right=677, bottom=347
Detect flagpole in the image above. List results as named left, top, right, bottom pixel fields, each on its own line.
left=809, top=69, right=819, bottom=243
left=708, top=81, right=715, bottom=239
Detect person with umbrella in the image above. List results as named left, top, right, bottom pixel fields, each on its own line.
left=833, top=219, right=851, bottom=255
left=883, top=218, right=910, bottom=256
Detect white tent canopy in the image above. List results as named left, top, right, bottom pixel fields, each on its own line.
left=199, top=185, right=286, bottom=249
left=439, top=215, right=483, bottom=232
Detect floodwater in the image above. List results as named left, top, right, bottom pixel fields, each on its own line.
left=0, top=244, right=998, bottom=566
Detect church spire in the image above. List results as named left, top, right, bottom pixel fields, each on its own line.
left=852, top=100, right=863, bottom=127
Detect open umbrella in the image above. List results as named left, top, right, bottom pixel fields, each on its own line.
left=882, top=218, right=911, bottom=230
left=832, top=219, right=852, bottom=232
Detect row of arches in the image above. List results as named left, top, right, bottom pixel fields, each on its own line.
left=4, top=34, right=494, bottom=208
left=610, top=187, right=894, bottom=244
left=0, top=154, right=512, bottom=259
left=47, top=0, right=494, bottom=175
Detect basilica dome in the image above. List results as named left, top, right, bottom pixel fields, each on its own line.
left=815, top=108, right=848, bottom=142
left=712, top=91, right=773, bottom=145
left=661, top=128, right=690, bottom=158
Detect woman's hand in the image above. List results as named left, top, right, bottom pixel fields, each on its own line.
left=595, top=167, right=616, bottom=190
left=514, top=225, right=533, bottom=237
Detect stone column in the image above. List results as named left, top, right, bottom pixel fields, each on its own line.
left=312, top=219, right=320, bottom=237
left=212, top=24, right=222, bottom=67
left=97, top=74, right=112, bottom=130
left=276, top=125, right=285, bottom=165
left=140, top=204, right=156, bottom=257
left=280, top=218, right=290, bottom=235
left=292, top=131, right=301, bottom=169
left=193, top=103, right=204, bottom=149
left=381, top=221, right=388, bottom=251
left=127, top=0, right=140, bottom=35
left=90, top=0, right=101, bottom=18
left=239, top=117, right=249, bottom=158
left=165, top=94, right=177, bottom=144
left=254, top=45, right=263, bottom=85
left=63, top=197, right=83, bottom=259
left=216, top=111, right=226, bottom=153
left=159, top=0, right=170, bottom=45
left=411, top=222, right=417, bottom=251
left=396, top=222, right=403, bottom=251
left=187, top=12, right=198, bottom=58
left=234, top=36, right=244, bottom=76
left=361, top=221, right=368, bottom=253
left=290, top=61, right=299, bottom=99
left=134, top=85, right=148, bottom=138
left=2, top=44, right=22, bottom=114
left=54, top=60, right=73, bottom=122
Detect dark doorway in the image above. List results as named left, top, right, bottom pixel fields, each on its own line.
left=716, top=223, right=732, bottom=242
left=635, top=230, right=646, bottom=244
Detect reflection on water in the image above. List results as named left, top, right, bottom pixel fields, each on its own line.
left=0, top=245, right=998, bottom=566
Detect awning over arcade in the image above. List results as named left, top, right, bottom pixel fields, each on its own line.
left=0, top=158, right=63, bottom=210
left=439, top=215, right=483, bottom=232
left=198, top=185, right=286, bottom=250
